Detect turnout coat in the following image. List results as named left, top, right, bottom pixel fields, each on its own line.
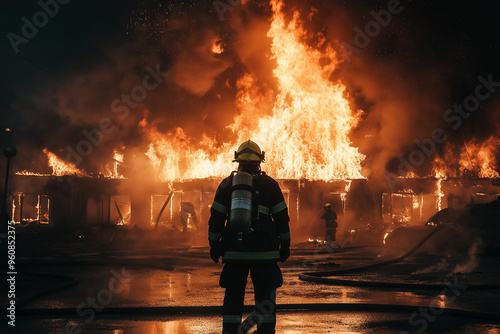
left=208, top=171, right=290, bottom=263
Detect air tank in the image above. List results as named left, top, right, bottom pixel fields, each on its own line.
left=229, top=172, right=253, bottom=232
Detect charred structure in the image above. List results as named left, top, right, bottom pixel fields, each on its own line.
left=7, top=172, right=499, bottom=249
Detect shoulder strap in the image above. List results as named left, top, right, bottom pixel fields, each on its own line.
left=229, top=170, right=237, bottom=184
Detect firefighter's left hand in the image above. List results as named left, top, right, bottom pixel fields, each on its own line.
left=210, top=247, right=220, bottom=263
left=279, top=246, right=290, bottom=263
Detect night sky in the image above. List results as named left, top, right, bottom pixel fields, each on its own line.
left=1, top=0, right=499, bottom=179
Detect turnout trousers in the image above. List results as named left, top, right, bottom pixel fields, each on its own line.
left=326, top=227, right=337, bottom=242
left=219, top=262, right=283, bottom=334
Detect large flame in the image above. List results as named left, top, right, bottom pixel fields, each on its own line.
left=460, top=137, right=499, bottom=178
left=233, top=0, right=364, bottom=180
left=144, top=0, right=365, bottom=182
left=20, top=0, right=499, bottom=183
left=432, top=137, right=499, bottom=179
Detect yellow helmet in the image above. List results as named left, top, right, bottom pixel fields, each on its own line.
left=233, top=140, right=265, bottom=163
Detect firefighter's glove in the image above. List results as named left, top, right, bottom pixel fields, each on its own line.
left=210, top=247, right=220, bottom=263
left=279, top=245, right=290, bottom=263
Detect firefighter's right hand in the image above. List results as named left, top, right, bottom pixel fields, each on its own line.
left=210, top=247, right=220, bottom=263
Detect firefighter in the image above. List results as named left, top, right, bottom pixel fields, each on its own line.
left=321, top=203, right=337, bottom=244
left=208, top=140, right=291, bottom=334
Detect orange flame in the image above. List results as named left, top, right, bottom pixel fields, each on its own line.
left=211, top=40, right=224, bottom=54
left=143, top=0, right=365, bottom=182
left=433, top=156, right=447, bottom=211
left=239, top=0, right=365, bottom=180
left=460, top=137, right=499, bottom=178
left=432, top=137, right=499, bottom=179
left=435, top=177, right=445, bottom=211
left=102, top=149, right=126, bottom=179
left=43, top=149, right=89, bottom=177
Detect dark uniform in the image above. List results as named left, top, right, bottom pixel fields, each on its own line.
left=208, top=170, right=290, bottom=334
left=321, top=209, right=337, bottom=242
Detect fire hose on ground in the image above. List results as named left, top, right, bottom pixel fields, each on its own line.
left=298, top=224, right=500, bottom=289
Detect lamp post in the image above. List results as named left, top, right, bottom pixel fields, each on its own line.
left=2, top=146, right=17, bottom=229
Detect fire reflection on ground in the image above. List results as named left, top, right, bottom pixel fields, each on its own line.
left=10, top=244, right=500, bottom=333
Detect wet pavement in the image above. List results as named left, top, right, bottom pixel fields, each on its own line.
left=4, top=244, right=500, bottom=333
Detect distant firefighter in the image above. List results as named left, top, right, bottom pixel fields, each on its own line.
left=321, top=203, right=338, bottom=243
left=208, top=140, right=290, bottom=334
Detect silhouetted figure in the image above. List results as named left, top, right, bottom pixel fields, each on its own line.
left=208, top=140, right=290, bottom=334
left=321, top=203, right=337, bottom=243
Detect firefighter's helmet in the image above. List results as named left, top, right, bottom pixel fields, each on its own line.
left=233, top=140, right=265, bottom=163
left=324, top=203, right=332, bottom=211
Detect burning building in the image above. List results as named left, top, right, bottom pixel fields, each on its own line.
left=2, top=0, right=500, bottom=246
